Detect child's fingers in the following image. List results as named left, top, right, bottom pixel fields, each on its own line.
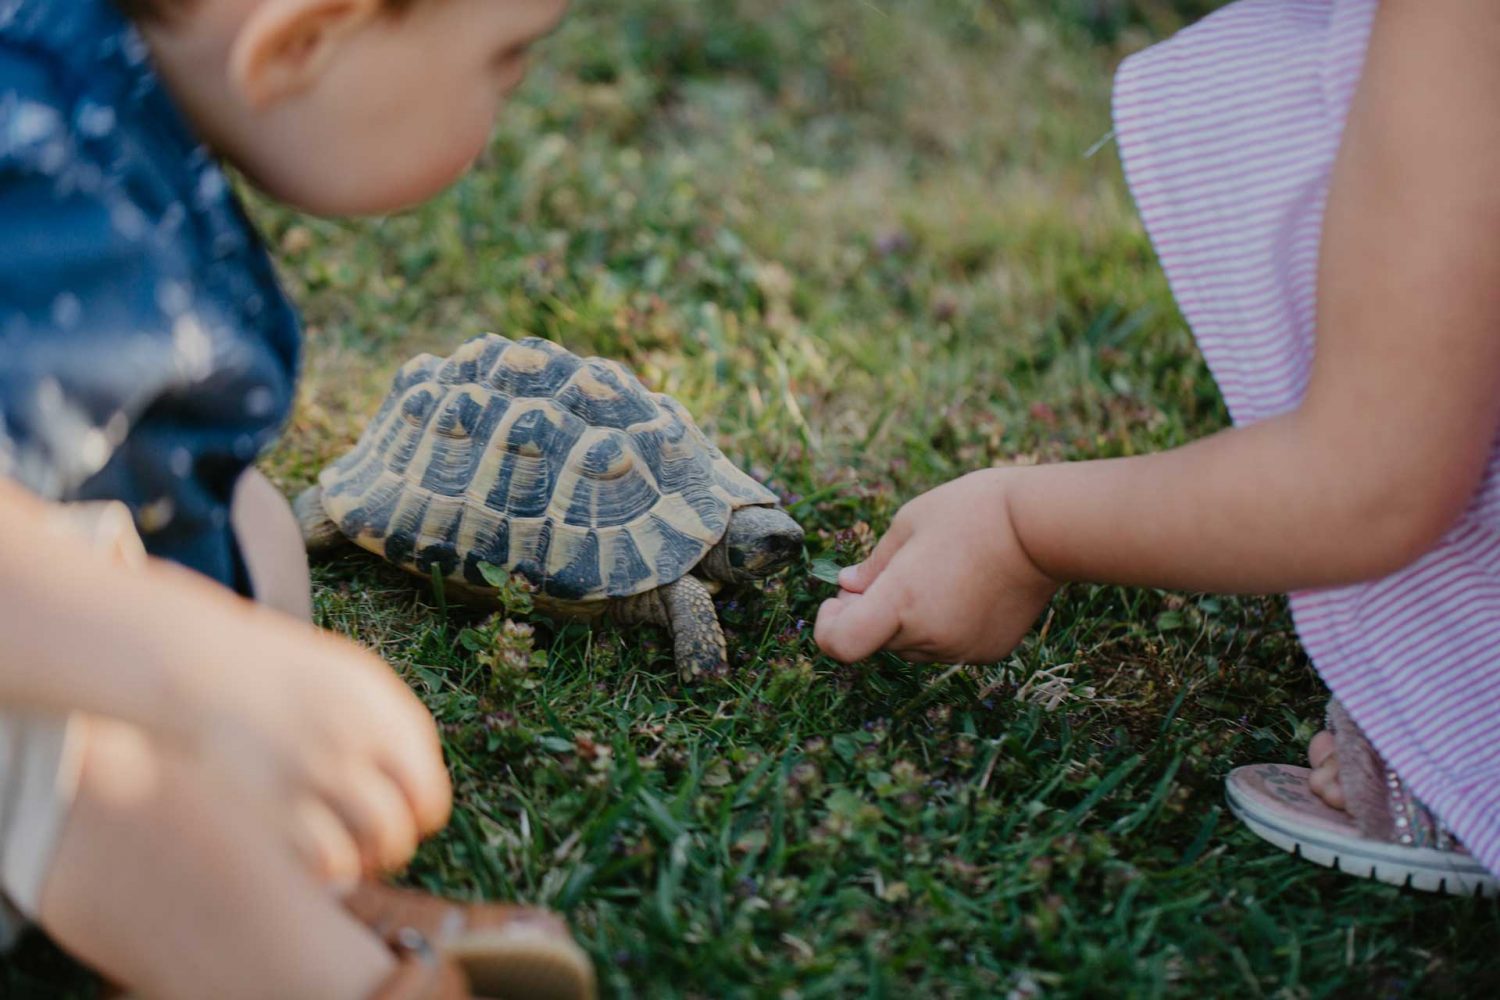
left=837, top=516, right=915, bottom=593
left=323, top=769, right=421, bottom=875
left=385, top=753, right=453, bottom=839
left=289, top=797, right=362, bottom=890
left=360, top=659, right=454, bottom=835
left=814, top=582, right=904, bottom=663
left=380, top=721, right=453, bottom=837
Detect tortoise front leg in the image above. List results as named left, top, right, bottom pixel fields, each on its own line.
left=661, top=576, right=728, bottom=681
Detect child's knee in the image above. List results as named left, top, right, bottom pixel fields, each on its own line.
left=231, top=470, right=312, bottom=622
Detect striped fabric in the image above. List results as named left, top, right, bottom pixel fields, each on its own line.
left=1114, top=0, right=1500, bottom=877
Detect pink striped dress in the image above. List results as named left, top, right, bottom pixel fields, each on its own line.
left=1113, top=0, right=1500, bottom=877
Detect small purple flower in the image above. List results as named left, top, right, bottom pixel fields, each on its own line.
left=875, top=229, right=913, bottom=256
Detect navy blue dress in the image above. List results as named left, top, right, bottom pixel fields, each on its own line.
left=0, top=0, right=300, bottom=593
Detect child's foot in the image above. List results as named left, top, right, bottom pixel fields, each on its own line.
left=347, top=883, right=596, bottom=1000
left=1306, top=729, right=1345, bottom=811
left=1227, top=700, right=1496, bottom=896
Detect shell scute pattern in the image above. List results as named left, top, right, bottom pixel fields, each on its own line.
left=417, top=392, right=507, bottom=497
left=485, top=337, right=581, bottom=399
left=599, top=527, right=654, bottom=593
left=320, top=334, right=779, bottom=602
left=413, top=497, right=466, bottom=580
left=562, top=430, right=662, bottom=529
left=395, top=353, right=445, bottom=393
left=548, top=527, right=604, bottom=598
left=433, top=336, right=507, bottom=387
left=458, top=514, right=511, bottom=588
left=482, top=402, right=586, bottom=518
left=555, top=359, right=661, bottom=428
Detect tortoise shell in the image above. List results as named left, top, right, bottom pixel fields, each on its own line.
left=318, top=335, right=779, bottom=601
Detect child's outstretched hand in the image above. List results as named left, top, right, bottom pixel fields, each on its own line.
left=815, top=470, right=1058, bottom=664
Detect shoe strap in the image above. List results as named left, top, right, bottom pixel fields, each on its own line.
left=1328, top=698, right=1457, bottom=850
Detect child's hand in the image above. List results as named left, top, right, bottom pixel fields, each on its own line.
left=166, top=588, right=452, bottom=884
left=815, top=469, right=1058, bottom=664
left=12, top=486, right=448, bottom=886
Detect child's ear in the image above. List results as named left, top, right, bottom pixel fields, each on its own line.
left=229, top=0, right=380, bottom=112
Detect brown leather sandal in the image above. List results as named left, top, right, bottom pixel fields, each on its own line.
left=369, top=938, right=473, bottom=1000
left=347, top=884, right=597, bottom=1000
left=105, top=932, right=479, bottom=1000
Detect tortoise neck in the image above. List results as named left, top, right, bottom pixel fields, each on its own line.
left=698, top=536, right=736, bottom=584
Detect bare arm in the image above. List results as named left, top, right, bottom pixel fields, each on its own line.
left=817, top=0, right=1500, bottom=662
left=0, top=476, right=214, bottom=731
left=1010, top=0, right=1500, bottom=594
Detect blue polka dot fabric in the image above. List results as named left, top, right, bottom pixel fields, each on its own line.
left=0, top=0, right=300, bottom=593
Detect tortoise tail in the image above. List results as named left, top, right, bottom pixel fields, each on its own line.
left=662, top=576, right=727, bottom=682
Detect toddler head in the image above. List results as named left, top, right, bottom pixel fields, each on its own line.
left=125, top=0, right=568, bottom=215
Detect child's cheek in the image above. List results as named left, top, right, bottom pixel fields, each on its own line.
left=432, top=125, right=490, bottom=194
left=390, top=104, right=496, bottom=211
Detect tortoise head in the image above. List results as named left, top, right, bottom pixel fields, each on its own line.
left=700, top=506, right=804, bottom=584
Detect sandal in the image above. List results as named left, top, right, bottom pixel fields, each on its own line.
left=1226, top=699, right=1497, bottom=897
left=104, top=912, right=480, bottom=1000
left=106, top=884, right=586, bottom=1000
left=109, top=951, right=475, bottom=1000
left=347, top=883, right=597, bottom=1000
left=370, top=940, right=473, bottom=1000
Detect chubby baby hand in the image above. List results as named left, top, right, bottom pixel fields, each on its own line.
left=814, top=469, right=1058, bottom=664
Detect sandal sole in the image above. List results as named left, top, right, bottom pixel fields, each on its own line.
left=446, top=925, right=597, bottom=1000
left=1227, top=764, right=1497, bottom=898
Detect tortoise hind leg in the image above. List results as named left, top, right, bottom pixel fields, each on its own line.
left=661, top=576, right=727, bottom=682
left=293, top=485, right=346, bottom=555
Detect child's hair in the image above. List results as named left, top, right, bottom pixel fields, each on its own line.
left=114, top=0, right=419, bottom=22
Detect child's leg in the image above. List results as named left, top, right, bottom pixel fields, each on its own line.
left=35, top=715, right=394, bottom=1000
left=232, top=468, right=314, bottom=622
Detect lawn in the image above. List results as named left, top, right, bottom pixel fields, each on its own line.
left=8, top=0, right=1500, bottom=996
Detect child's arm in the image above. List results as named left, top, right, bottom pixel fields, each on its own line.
left=818, top=0, right=1500, bottom=663
left=0, top=476, right=451, bottom=878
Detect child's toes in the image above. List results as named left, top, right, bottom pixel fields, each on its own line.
left=1307, top=729, right=1336, bottom=769
left=1308, top=756, right=1346, bottom=811
left=1307, top=730, right=1348, bottom=809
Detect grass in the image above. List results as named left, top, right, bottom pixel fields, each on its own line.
left=7, top=1, right=1499, bottom=997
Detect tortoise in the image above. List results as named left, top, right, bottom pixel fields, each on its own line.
left=294, top=334, right=805, bottom=680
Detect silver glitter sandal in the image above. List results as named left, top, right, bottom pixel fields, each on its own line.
left=1226, top=699, right=1496, bottom=897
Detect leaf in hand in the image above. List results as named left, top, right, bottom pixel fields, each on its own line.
left=810, top=557, right=844, bottom=585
